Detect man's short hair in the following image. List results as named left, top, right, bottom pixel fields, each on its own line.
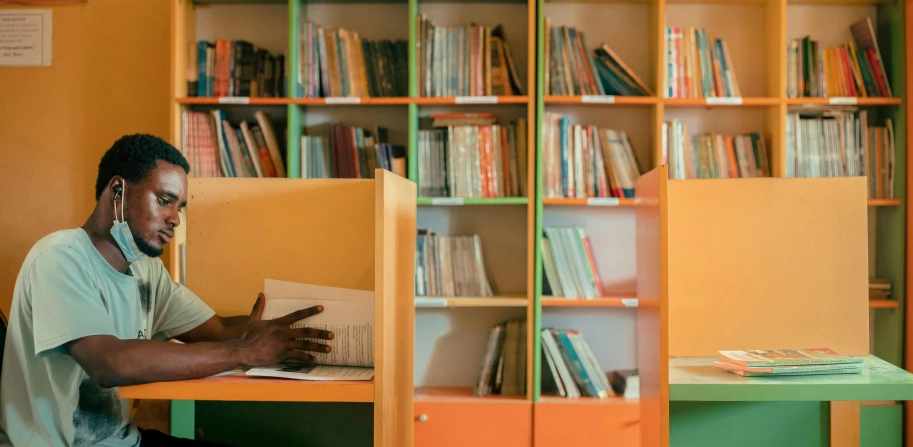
left=94, top=134, right=190, bottom=200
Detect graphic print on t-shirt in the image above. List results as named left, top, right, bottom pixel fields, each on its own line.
left=71, top=378, right=122, bottom=447
left=137, top=280, right=152, bottom=315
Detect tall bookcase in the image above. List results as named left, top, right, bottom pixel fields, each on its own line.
left=167, top=0, right=906, bottom=445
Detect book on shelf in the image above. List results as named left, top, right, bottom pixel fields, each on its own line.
left=663, top=120, right=770, bottom=180
left=787, top=18, right=893, bottom=98
left=245, top=279, right=375, bottom=382
left=664, top=27, right=741, bottom=98
left=785, top=107, right=894, bottom=199
left=542, top=113, right=643, bottom=199
left=298, top=19, right=408, bottom=98
left=301, top=123, right=406, bottom=179
left=187, top=40, right=285, bottom=98
left=541, top=328, right=615, bottom=399
left=870, top=277, right=892, bottom=299
left=416, top=16, right=524, bottom=97
left=181, top=109, right=287, bottom=178
left=474, top=319, right=527, bottom=397
left=714, top=348, right=866, bottom=377
left=417, top=113, right=528, bottom=198
left=541, top=227, right=604, bottom=300
left=415, top=229, right=496, bottom=298
left=544, top=18, right=652, bottom=97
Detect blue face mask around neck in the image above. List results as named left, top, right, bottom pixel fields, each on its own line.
left=110, top=183, right=147, bottom=263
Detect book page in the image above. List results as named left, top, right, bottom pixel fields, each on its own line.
left=262, top=279, right=374, bottom=368
left=246, top=364, right=374, bottom=381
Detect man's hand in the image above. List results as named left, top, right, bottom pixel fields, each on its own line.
left=234, top=293, right=334, bottom=367
left=63, top=293, right=334, bottom=388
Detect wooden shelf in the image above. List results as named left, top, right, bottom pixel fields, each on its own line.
left=663, top=97, right=779, bottom=107
left=542, top=197, right=635, bottom=207
left=869, top=299, right=900, bottom=309
left=417, top=197, right=529, bottom=206
left=537, top=395, right=639, bottom=406
left=415, top=387, right=527, bottom=403
left=785, top=97, right=902, bottom=106
left=544, top=95, right=656, bottom=106
left=541, top=297, right=638, bottom=307
left=868, top=199, right=901, bottom=206
left=177, top=97, right=292, bottom=105
left=415, top=296, right=529, bottom=307
left=119, top=373, right=375, bottom=403
left=413, top=96, right=529, bottom=105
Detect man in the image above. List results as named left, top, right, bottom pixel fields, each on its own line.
left=0, top=134, right=332, bottom=446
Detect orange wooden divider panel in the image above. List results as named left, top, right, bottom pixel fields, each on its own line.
left=665, top=176, right=869, bottom=357
left=635, top=165, right=669, bottom=447
left=374, top=170, right=417, bottom=447
left=185, top=177, right=376, bottom=315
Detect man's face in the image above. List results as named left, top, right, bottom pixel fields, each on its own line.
left=123, top=161, right=188, bottom=257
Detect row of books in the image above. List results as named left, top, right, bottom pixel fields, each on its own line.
left=415, top=229, right=495, bottom=298
left=298, top=20, right=408, bottom=98
left=870, top=277, right=891, bottom=300
left=784, top=107, right=895, bottom=199
left=542, top=113, right=642, bottom=199
left=541, top=328, right=615, bottom=398
left=416, top=16, right=525, bottom=97
left=541, top=227, right=604, bottom=300
left=545, top=20, right=652, bottom=97
left=417, top=114, right=528, bottom=198
left=663, top=120, right=771, bottom=180
left=475, top=319, right=527, bottom=397
left=188, top=40, right=286, bottom=98
left=299, top=124, right=406, bottom=179
left=787, top=18, right=892, bottom=98
left=181, top=109, right=286, bottom=178
left=664, top=27, right=741, bottom=99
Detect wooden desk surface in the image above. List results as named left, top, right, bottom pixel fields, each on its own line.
left=669, top=356, right=913, bottom=402
left=119, top=370, right=375, bottom=403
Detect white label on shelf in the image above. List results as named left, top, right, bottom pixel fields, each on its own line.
left=218, top=96, right=250, bottom=104
left=414, top=298, right=448, bottom=307
left=325, top=97, right=361, bottom=104
left=587, top=197, right=620, bottom=206
left=622, top=298, right=639, bottom=307
left=431, top=197, right=464, bottom=205
left=705, top=97, right=742, bottom=105
left=455, top=96, right=498, bottom=104
left=829, top=97, right=857, bottom=105
left=581, top=95, right=616, bottom=104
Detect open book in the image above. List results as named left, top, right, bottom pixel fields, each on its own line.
left=245, top=278, right=375, bottom=381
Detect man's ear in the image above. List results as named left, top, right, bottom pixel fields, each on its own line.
left=109, top=176, right=125, bottom=199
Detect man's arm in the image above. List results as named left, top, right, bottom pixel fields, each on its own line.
left=175, top=315, right=249, bottom=343
left=64, top=305, right=333, bottom=388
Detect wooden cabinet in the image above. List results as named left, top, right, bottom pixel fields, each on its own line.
left=533, top=398, right=639, bottom=447
left=414, top=397, right=532, bottom=447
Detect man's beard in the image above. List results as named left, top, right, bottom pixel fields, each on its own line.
left=133, top=233, right=163, bottom=257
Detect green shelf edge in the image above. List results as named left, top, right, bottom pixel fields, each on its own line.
left=532, top=0, right=545, bottom=404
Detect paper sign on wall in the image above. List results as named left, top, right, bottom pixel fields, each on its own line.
left=0, top=9, right=52, bottom=66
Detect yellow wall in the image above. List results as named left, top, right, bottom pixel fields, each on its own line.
left=0, top=0, right=172, bottom=314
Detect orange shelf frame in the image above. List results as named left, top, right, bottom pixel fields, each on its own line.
left=542, top=197, right=636, bottom=206
left=412, top=96, right=529, bottom=105
left=541, top=297, right=638, bottom=307
left=662, top=97, right=779, bottom=107
left=869, top=299, right=900, bottom=309
left=414, top=387, right=528, bottom=403
left=544, top=95, right=657, bottom=106
left=120, top=374, right=375, bottom=403
left=868, top=198, right=902, bottom=206
left=784, top=97, right=903, bottom=106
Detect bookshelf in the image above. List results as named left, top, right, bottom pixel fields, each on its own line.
left=166, top=0, right=906, bottom=445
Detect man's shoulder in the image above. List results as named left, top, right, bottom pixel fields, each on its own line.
left=20, top=229, right=94, bottom=273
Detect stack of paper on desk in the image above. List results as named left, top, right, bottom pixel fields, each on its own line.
left=713, top=348, right=866, bottom=377
left=245, top=278, right=375, bottom=381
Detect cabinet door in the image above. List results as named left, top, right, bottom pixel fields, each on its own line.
left=414, top=401, right=532, bottom=447
left=534, top=399, right=639, bottom=447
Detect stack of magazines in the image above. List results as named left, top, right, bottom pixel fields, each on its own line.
left=714, top=348, right=866, bottom=377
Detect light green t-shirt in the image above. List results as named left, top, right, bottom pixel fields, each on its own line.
left=0, top=228, right=215, bottom=447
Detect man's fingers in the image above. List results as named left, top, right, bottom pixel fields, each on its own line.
left=249, top=293, right=265, bottom=321
left=289, top=339, right=332, bottom=353
left=287, top=327, right=334, bottom=340
left=274, top=305, right=323, bottom=326
left=284, top=350, right=315, bottom=363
